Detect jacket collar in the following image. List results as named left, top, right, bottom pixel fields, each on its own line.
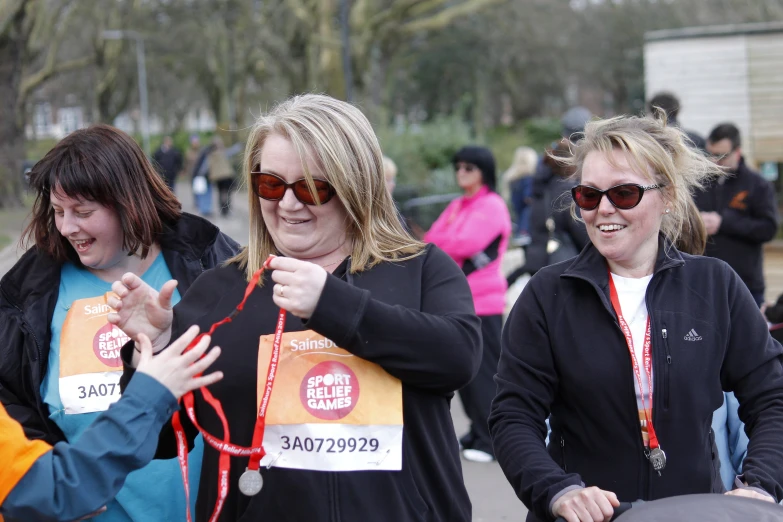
left=561, top=235, right=685, bottom=289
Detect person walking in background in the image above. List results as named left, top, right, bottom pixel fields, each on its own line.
left=192, top=138, right=216, bottom=217
left=152, top=135, right=183, bottom=192
left=502, top=146, right=537, bottom=246
left=491, top=115, right=783, bottom=522
left=207, top=136, right=242, bottom=217
left=0, top=124, right=240, bottom=522
left=647, top=92, right=706, bottom=151
left=506, top=108, right=591, bottom=286
left=694, top=122, right=779, bottom=306
left=383, top=155, right=399, bottom=196
left=181, top=134, right=201, bottom=185
left=425, top=146, right=512, bottom=463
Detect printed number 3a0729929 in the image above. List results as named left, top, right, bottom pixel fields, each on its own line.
left=280, top=436, right=379, bottom=453
left=78, top=383, right=120, bottom=399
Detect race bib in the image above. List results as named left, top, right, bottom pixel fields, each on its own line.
left=59, top=293, right=127, bottom=414
left=257, top=331, right=403, bottom=472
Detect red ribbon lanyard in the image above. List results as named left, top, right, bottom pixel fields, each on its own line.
left=607, top=271, right=661, bottom=452
left=171, top=256, right=284, bottom=522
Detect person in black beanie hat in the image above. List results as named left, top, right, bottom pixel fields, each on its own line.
left=426, top=145, right=512, bottom=462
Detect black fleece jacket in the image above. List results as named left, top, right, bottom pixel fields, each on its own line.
left=121, top=245, right=482, bottom=522
left=693, top=158, right=778, bottom=296
left=490, top=239, right=783, bottom=522
left=0, top=213, right=239, bottom=444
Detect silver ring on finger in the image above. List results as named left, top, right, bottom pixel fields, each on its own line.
left=277, top=285, right=285, bottom=298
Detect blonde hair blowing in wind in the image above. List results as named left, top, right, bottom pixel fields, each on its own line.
left=231, top=94, right=424, bottom=279
left=563, top=114, right=724, bottom=254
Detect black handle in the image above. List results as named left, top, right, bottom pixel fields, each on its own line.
left=553, top=501, right=634, bottom=522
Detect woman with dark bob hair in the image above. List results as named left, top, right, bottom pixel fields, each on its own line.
left=425, top=145, right=512, bottom=462
left=0, top=124, right=239, bottom=521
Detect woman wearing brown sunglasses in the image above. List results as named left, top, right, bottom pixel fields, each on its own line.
left=490, top=115, right=783, bottom=522
left=108, top=94, right=481, bottom=521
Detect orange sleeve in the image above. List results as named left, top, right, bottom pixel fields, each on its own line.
left=0, top=403, right=52, bottom=507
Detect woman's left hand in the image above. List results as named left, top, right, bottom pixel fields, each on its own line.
left=725, top=488, right=775, bottom=502
left=269, top=256, right=328, bottom=319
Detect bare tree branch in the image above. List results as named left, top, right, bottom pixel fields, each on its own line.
left=401, top=0, right=508, bottom=33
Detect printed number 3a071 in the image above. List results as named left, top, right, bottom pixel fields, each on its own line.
left=78, top=383, right=119, bottom=399
left=280, top=436, right=379, bottom=453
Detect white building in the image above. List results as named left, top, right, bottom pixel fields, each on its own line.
left=645, top=21, right=783, bottom=165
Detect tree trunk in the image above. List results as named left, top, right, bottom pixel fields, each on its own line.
left=0, top=9, right=27, bottom=208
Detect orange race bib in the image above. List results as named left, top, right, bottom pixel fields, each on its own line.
left=59, top=293, right=127, bottom=414
left=256, top=331, right=403, bottom=472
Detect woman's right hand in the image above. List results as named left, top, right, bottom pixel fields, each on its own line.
left=552, top=487, right=620, bottom=522
left=107, top=273, right=176, bottom=352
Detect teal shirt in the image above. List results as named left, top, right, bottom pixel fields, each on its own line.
left=41, top=255, right=202, bottom=522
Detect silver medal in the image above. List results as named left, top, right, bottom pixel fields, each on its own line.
left=238, top=469, right=263, bottom=496
left=649, top=447, right=666, bottom=475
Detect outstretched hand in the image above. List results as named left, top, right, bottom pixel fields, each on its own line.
left=107, top=273, right=175, bottom=352
left=135, top=326, right=223, bottom=400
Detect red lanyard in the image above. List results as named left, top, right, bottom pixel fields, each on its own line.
left=171, top=256, right=285, bottom=522
left=607, top=271, right=661, bottom=453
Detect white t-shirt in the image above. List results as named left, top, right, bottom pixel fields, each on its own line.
left=610, top=272, right=654, bottom=443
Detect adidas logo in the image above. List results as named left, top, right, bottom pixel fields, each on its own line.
left=684, top=329, right=702, bottom=341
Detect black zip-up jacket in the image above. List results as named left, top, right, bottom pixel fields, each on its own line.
left=0, top=212, right=240, bottom=444
left=490, top=238, right=783, bottom=522
left=693, top=158, right=778, bottom=296
left=120, top=245, right=481, bottom=521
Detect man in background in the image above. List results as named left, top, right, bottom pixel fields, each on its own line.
left=648, top=91, right=706, bottom=151
left=694, top=123, right=779, bottom=306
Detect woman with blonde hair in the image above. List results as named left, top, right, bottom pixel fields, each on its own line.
left=108, top=94, right=481, bottom=521
left=490, top=115, right=783, bottom=522
left=503, top=146, right=538, bottom=239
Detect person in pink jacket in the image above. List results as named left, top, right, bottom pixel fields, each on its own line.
left=425, top=145, right=512, bottom=462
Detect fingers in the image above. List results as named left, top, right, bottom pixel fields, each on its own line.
left=189, top=371, right=224, bottom=390
left=120, top=272, right=143, bottom=289
left=592, top=491, right=616, bottom=520
left=603, top=491, right=620, bottom=508
left=159, top=280, right=178, bottom=310
left=137, top=333, right=153, bottom=366
left=111, top=280, right=130, bottom=298
left=725, top=489, right=775, bottom=502
left=270, top=269, right=296, bottom=285
left=555, top=487, right=617, bottom=522
left=180, top=335, right=212, bottom=366
left=167, top=325, right=201, bottom=356
left=106, top=312, right=120, bottom=325
left=268, top=256, right=304, bottom=272
left=187, top=347, right=222, bottom=377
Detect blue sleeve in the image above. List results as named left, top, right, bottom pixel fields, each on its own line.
left=0, top=373, right=177, bottom=522
left=726, top=391, right=749, bottom=474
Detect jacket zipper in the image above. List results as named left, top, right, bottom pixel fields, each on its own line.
left=328, top=472, right=340, bottom=521
left=661, top=326, right=671, bottom=410
left=560, top=436, right=568, bottom=472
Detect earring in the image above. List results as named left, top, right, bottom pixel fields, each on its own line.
left=665, top=209, right=670, bottom=214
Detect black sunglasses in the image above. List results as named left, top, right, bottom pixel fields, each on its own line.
left=571, top=183, right=662, bottom=211
left=250, top=170, right=336, bottom=206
